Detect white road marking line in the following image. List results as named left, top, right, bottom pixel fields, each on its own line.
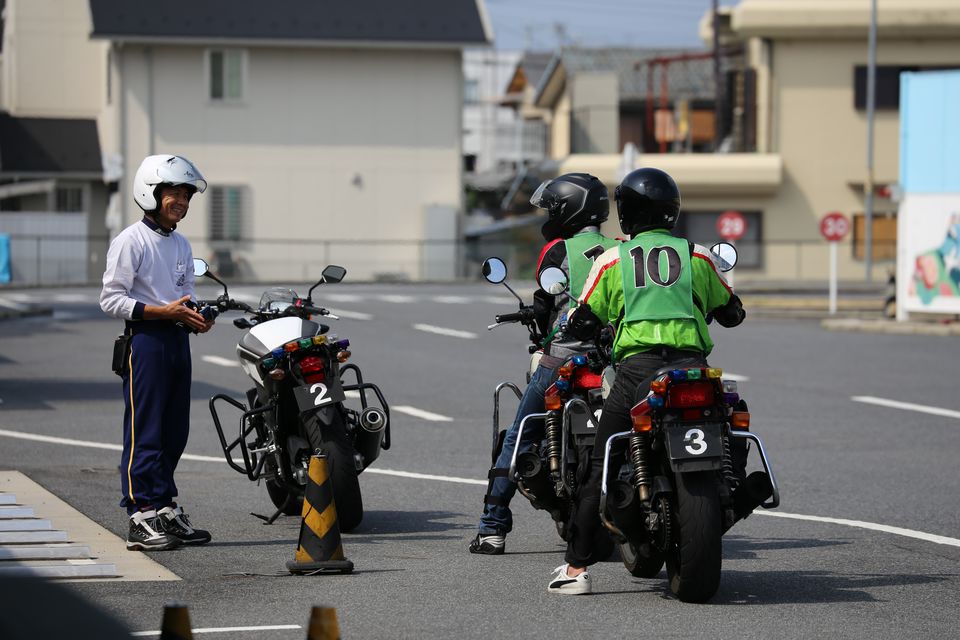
left=132, top=625, right=301, bottom=637
left=327, top=308, right=373, bottom=321
left=412, top=323, right=477, bottom=339
left=754, top=511, right=960, bottom=547
left=52, top=294, right=93, bottom=303
left=433, top=296, right=470, bottom=304
left=379, top=294, right=415, bottom=303
left=323, top=293, right=363, bottom=303
left=4, top=293, right=32, bottom=303
left=723, top=373, right=749, bottom=382
left=365, top=468, right=484, bottom=485
left=483, top=296, right=517, bottom=304
left=393, top=405, right=454, bottom=422
left=852, top=396, right=960, bottom=420
left=0, top=298, right=27, bottom=310
left=201, top=355, right=238, bottom=367
left=5, top=428, right=959, bottom=549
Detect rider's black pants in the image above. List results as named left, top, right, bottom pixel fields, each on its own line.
left=564, top=349, right=707, bottom=568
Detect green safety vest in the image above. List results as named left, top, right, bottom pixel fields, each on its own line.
left=618, top=234, right=695, bottom=322
left=564, top=231, right=619, bottom=307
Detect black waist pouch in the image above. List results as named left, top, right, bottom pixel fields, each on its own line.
left=112, top=333, right=132, bottom=377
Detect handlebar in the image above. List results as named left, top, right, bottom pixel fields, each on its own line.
left=494, top=307, right=535, bottom=325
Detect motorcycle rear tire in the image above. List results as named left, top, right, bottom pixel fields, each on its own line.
left=619, top=540, right=665, bottom=578
left=665, top=471, right=722, bottom=603
left=303, top=410, right=364, bottom=533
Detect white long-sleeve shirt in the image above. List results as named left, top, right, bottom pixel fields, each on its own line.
left=100, top=217, right=196, bottom=321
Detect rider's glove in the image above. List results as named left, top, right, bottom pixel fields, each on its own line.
left=566, top=303, right=602, bottom=341
left=712, top=294, right=746, bottom=328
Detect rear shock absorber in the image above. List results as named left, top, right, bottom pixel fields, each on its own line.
left=721, top=432, right=739, bottom=490
left=629, top=432, right=652, bottom=502
left=544, top=410, right=562, bottom=475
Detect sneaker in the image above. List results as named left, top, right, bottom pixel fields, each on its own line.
left=547, top=564, right=591, bottom=595
left=157, top=505, right=212, bottom=545
left=127, top=510, right=182, bottom=551
left=468, top=533, right=505, bottom=555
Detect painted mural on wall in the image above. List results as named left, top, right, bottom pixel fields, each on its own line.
left=910, top=212, right=960, bottom=304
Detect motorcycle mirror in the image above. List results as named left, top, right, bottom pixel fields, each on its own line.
left=537, top=266, right=568, bottom=296
left=193, top=258, right=210, bottom=277
left=482, top=257, right=507, bottom=284
left=322, top=265, right=347, bottom=284
left=709, top=242, right=738, bottom=272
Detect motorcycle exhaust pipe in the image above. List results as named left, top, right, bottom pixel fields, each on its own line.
left=359, top=407, right=387, bottom=433
left=515, top=451, right=565, bottom=513
left=605, top=478, right=645, bottom=540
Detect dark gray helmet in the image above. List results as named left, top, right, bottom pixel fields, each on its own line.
left=530, top=173, right=609, bottom=241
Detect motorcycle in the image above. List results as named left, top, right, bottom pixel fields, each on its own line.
left=595, top=241, right=780, bottom=602
left=194, top=259, right=390, bottom=531
left=484, top=257, right=607, bottom=540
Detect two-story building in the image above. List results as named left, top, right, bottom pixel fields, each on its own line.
left=1, top=0, right=492, bottom=283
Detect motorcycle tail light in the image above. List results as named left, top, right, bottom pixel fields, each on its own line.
left=731, top=411, right=750, bottom=430
left=299, top=355, right=326, bottom=384
left=667, top=381, right=716, bottom=408
left=630, top=401, right=653, bottom=432
left=544, top=384, right=562, bottom=411
left=573, top=369, right=603, bottom=390
left=682, top=409, right=704, bottom=421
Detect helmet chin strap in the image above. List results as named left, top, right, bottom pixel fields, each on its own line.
left=146, top=210, right=178, bottom=233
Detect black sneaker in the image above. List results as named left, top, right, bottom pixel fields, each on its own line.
left=157, top=505, right=212, bottom=545
left=469, top=533, right=505, bottom=555
left=127, top=510, right=182, bottom=551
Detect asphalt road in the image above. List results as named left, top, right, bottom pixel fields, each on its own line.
left=1, top=282, right=959, bottom=639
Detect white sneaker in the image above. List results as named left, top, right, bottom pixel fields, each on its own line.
left=547, top=564, right=591, bottom=595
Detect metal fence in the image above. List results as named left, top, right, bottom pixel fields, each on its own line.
left=0, top=234, right=897, bottom=288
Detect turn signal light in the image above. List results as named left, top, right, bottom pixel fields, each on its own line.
left=544, top=384, right=562, bottom=411
left=558, top=363, right=575, bottom=377
left=268, top=368, right=286, bottom=381
left=284, top=341, right=299, bottom=353
left=731, top=411, right=751, bottom=430
left=650, top=378, right=668, bottom=394
left=337, top=350, right=352, bottom=363
left=630, top=401, right=653, bottom=432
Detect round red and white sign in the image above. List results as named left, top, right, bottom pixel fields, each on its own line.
left=820, top=212, right=850, bottom=242
left=716, top=211, right=747, bottom=241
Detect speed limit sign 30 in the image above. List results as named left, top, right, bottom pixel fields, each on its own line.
left=820, top=212, right=850, bottom=242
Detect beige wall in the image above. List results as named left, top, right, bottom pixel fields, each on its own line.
left=1, top=0, right=106, bottom=118
left=105, top=44, right=464, bottom=280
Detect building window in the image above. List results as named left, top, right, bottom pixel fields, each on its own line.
left=209, top=49, right=245, bottom=101
left=674, top=210, right=763, bottom=269
left=853, top=65, right=960, bottom=111
left=55, top=186, right=84, bottom=212
left=208, top=186, right=247, bottom=242
left=852, top=212, right=897, bottom=261
left=464, top=79, right=480, bottom=104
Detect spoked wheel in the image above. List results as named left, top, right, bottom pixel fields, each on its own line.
left=665, top=471, right=723, bottom=603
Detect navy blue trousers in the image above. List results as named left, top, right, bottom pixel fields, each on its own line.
left=120, top=321, right=192, bottom=515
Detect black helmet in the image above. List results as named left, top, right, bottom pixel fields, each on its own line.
left=614, top=168, right=681, bottom=236
left=530, top=173, right=609, bottom=241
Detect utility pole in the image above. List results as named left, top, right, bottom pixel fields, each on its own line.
left=864, top=0, right=878, bottom=280
left=712, top=0, right=724, bottom=151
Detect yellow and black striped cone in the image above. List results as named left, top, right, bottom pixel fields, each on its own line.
left=286, top=454, right=354, bottom=574
left=306, top=606, right=341, bottom=640
left=159, top=603, right=193, bottom=640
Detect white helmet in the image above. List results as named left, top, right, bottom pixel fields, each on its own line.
left=133, top=154, right=207, bottom=212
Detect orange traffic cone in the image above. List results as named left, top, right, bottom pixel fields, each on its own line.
left=286, top=454, right=354, bottom=574
left=159, top=603, right=193, bottom=640
left=306, top=606, right=341, bottom=640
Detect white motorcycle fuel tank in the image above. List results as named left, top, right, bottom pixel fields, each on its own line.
left=235, top=316, right=323, bottom=385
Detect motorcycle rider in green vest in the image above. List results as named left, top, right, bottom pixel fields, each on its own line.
left=470, top=173, right=620, bottom=555
left=546, top=167, right=770, bottom=594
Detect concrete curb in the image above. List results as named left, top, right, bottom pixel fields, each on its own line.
left=821, top=317, right=960, bottom=336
